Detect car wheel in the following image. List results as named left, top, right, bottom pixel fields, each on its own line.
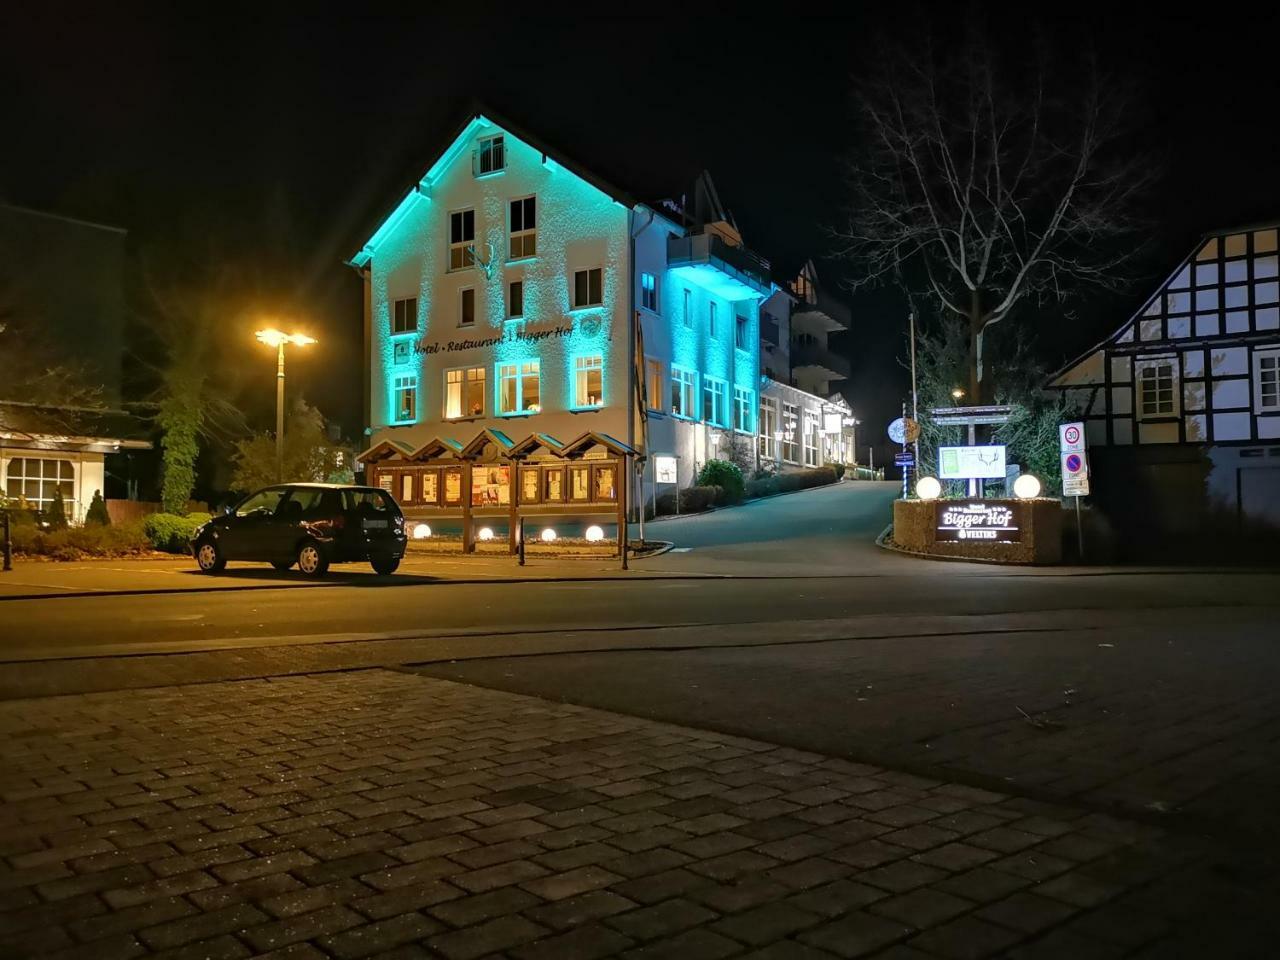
left=195, top=539, right=225, bottom=574
left=296, top=540, right=330, bottom=577
left=370, top=555, right=400, bottom=576
left=271, top=560, right=294, bottom=571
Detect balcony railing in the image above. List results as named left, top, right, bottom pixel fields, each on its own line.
left=790, top=341, right=851, bottom=380
left=667, top=233, right=773, bottom=298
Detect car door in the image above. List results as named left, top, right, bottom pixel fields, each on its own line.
left=220, top=487, right=287, bottom=559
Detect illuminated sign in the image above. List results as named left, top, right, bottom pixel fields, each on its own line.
left=936, top=502, right=1022, bottom=542
left=939, top=445, right=1007, bottom=480
left=654, top=455, right=678, bottom=484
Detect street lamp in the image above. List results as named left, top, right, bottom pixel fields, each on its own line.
left=255, top=328, right=316, bottom=482
left=951, top=388, right=965, bottom=401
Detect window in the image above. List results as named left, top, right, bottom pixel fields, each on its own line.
left=702, top=376, right=727, bottom=426
left=671, top=367, right=697, bottom=419
left=734, top=386, right=754, bottom=433
left=803, top=413, right=820, bottom=466
left=459, top=287, right=475, bottom=327
left=449, top=210, right=475, bottom=271
left=475, top=134, right=505, bottom=175
left=4, top=457, right=73, bottom=509
left=421, top=471, right=439, bottom=504
left=574, top=355, right=603, bottom=408
left=641, top=272, right=658, bottom=312
left=646, top=358, right=663, bottom=411
left=782, top=402, right=799, bottom=462
left=683, top=288, right=692, bottom=328
left=508, top=196, right=536, bottom=259
left=759, top=398, right=778, bottom=459
left=593, top=465, right=617, bottom=501
left=392, top=297, right=417, bottom=334
left=573, top=268, right=603, bottom=308
left=234, top=487, right=286, bottom=518
left=508, top=280, right=524, bottom=319
left=445, top=367, right=485, bottom=419
left=399, top=474, right=414, bottom=504
left=1137, top=359, right=1178, bottom=419
left=498, top=360, right=540, bottom=414
left=709, top=302, right=718, bottom=339
left=1256, top=350, right=1280, bottom=410
left=570, top=465, right=590, bottom=501
left=735, top=314, right=748, bottom=351
left=521, top=467, right=540, bottom=503
left=394, top=375, right=418, bottom=422
left=543, top=468, right=563, bottom=501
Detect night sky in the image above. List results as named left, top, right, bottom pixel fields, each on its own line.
left=7, top=9, right=1279, bottom=463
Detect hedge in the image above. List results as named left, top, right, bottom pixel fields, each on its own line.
left=654, top=485, right=722, bottom=515
left=696, top=460, right=745, bottom=503
left=143, top=512, right=213, bottom=553
left=9, top=521, right=152, bottom=561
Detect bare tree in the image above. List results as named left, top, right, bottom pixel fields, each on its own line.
left=836, top=27, right=1153, bottom=400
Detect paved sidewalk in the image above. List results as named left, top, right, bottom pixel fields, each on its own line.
left=0, top=671, right=1271, bottom=959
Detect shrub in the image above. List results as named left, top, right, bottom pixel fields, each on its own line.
left=744, top=476, right=779, bottom=499
left=655, top=485, right=721, bottom=515
left=11, top=520, right=151, bottom=560
left=85, top=490, right=111, bottom=526
left=697, top=459, right=745, bottom=503
left=829, top=463, right=847, bottom=480
left=47, top=489, right=69, bottom=531
left=144, top=512, right=213, bottom=553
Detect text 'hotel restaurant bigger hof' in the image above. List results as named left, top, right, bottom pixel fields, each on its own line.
left=346, top=109, right=857, bottom=519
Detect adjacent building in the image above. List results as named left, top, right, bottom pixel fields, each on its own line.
left=0, top=204, right=151, bottom=521
left=348, top=110, right=774, bottom=512
left=1046, top=223, right=1280, bottom=537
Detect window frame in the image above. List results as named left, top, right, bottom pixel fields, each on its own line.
left=572, top=267, right=604, bottom=310
left=497, top=359, right=541, bottom=416
left=702, top=376, right=728, bottom=427
left=444, top=366, right=486, bottom=420
left=1136, top=357, right=1179, bottom=420
left=670, top=366, right=698, bottom=420
left=3, top=456, right=74, bottom=509
left=573, top=354, right=604, bottom=409
left=475, top=134, right=505, bottom=176
left=508, top=279, right=524, bottom=320
left=758, top=397, right=778, bottom=459
left=646, top=357, right=664, bottom=412
left=392, top=297, right=418, bottom=335
left=735, top=314, right=749, bottom=351
left=708, top=301, right=718, bottom=340
left=393, top=374, right=418, bottom=423
left=458, top=286, right=476, bottom=328
left=782, top=402, right=800, bottom=463
left=508, top=195, right=537, bottom=261
left=682, top=288, right=692, bottom=328
left=734, top=386, right=754, bottom=434
left=802, top=411, right=820, bottom=467
left=448, top=208, right=476, bottom=272
left=641, top=272, right=658, bottom=312
left=1254, top=348, right=1280, bottom=412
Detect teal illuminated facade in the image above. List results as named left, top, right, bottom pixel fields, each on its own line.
left=348, top=110, right=775, bottom=493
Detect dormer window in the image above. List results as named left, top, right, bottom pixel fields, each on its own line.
left=475, top=135, right=505, bottom=176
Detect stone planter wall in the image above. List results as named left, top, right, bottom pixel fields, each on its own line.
left=892, top=498, right=1063, bottom=565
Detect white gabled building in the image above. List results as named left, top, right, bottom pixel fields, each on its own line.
left=1046, top=223, right=1280, bottom=536
left=346, top=110, right=774, bottom=518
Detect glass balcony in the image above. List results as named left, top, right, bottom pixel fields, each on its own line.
left=667, top=233, right=772, bottom=300
left=790, top=340, right=850, bottom=380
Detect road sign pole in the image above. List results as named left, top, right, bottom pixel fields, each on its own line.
left=1075, top=494, right=1085, bottom=561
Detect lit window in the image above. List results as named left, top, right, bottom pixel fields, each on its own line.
left=449, top=210, right=475, bottom=271
left=445, top=367, right=485, bottom=419
left=758, top=398, right=778, bottom=459
left=475, top=134, right=505, bottom=175
left=574, top=355, right=604, bottom=408
left=735, top=314, right=749, bottom=351
left=392, top=297, right=417, bottom=334
left=3, top=457, right=73, bottom=510
left=1256, top=350, right=1280, bottom=410
left=782, top=402, right=799, bottom=462
left=1137, top=359, right=1177, bottom=419
left=499, top=360, right=540, bottom=414
left=459, top=287, right=475, bottom=327
left=702, top=377, right=727, bottom=427
left=671, top=367, right=697, bottom=419
left=646, top=358, right=663, bottom=412
left=709, top=302, right=718, bottom=339
left=683, top=288, right=692, bottom=328
left=803, top=412, right=820, bottom=466
left=734, top=386, right=754, bottom=433
left=641, top=273, right=658, bottom=312
left=509, top=196, right=536, bottom=259
left=508, top=280, right=524, bottom=319
left=394, top=375, right=418, bottom=423
left=572, top=268, right=603, bottom=308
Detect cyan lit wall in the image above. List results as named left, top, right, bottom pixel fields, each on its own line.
left=365, top=119, right=630, bottom=450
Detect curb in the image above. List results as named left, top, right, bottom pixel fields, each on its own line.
left=645, top=476, right=859, bottom=524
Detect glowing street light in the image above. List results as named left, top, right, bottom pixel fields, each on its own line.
left=951, top=387, right=965, bottom=401
left=255, top=328, right=316, bottom=481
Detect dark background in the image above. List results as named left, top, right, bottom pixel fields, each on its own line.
left=5, top=8, right=1279, bottom=467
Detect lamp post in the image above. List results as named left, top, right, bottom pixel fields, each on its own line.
left=255, top=329, right=316, bottom=482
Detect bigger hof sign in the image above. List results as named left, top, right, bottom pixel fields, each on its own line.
left=936, top=502, right=1022, bottom=542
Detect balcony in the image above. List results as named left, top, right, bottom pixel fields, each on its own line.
left=790, top=340, right=850, bottom=381
left=760, top=312, right=780, bottom=347
left=667, top=233, right=773, bottom=301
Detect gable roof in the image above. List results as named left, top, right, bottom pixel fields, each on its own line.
left=347, top=104, right=642, bottom=269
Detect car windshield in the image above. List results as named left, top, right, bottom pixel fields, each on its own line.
left=235, top=488, right=286, bottom=517
left=345, top=489, right=398, bottom=515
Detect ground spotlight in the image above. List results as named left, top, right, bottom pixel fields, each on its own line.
left=585, top=525, right=604, bottom=542
left=915, top=476, right=942, bottom=500
left=1013, top=474, right=1042, bottom=499
left=478, top=527, right=495, bottom=541
left=540, top=528, right=557, bottom=542
left=412, top=523, right=431, bottom=539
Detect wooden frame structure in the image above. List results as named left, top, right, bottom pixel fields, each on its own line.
left=359, top=429, right=638, bottom=564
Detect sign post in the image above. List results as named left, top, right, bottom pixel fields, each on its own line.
left=888, top=412, right=919, bottom=499
left=1059, top=422, right=1090, bottom=559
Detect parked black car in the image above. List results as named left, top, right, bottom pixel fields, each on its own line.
left=191, top=484, right=406, bottom=576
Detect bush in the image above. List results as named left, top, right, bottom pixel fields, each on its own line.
left=654, top=485, right=722, bottom=515
left=744, top=476, right=779, bottom=499
left=47, top=488, right=69, bottom=531
left=85, top=490, right=111, bottom=526
left=697, top=459, right=745, bottom=503
left=144, top=512, right=213, bottom=553
left=829, top=463, right=847, bottom=480
left=10, top=521, right=151, bottom=560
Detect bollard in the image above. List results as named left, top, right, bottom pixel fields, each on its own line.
left=518, top=517, right=525, bottom=566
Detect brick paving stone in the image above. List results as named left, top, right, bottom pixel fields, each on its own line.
left=976, top=890, right=1077, bottom=935
left=147, top=933, right=253, bottom=960
left=691, top=849, right=782, bottom=881
left=620, top=926, right=741, bottom=960
left=450, top=838, right=541, bottom=869
left=511, top=922, right=635, bottom=960
left=933, top=866, right=1028, bottom=903
left=767, top=856, right=853, bottom=890
left=968, top=827, right=1044, bottom=854
left=69, top=895, right=196, bottom=944
left=799, top=910, right=914, bottom=958
left=871, top=887, right=974, bottom=928
left=525, top=889, right=637, bottom=929
left=858, top=860, right=948, bottom=893
left=989, top=851, right=1076, bottom=882
left=188, top=872, right=306, bottom=911
left=140, top=903, right=269, bottom=950
left=259, top=878, right=373, bottom=919
left=829, top=839, right=913, bottom=869
left=711, top=900, right=823, bottom=944
left=317, top=913, right=443, bottom=960
left=607, top=898, right=718, bottom=940
left=604, top=847, right=693, bottom=878
left=907, top=915, right=1023, bottom=960
left=691, top=877, right=791, bottom=914
left=46, top=931, right=147, bottom=960
left=239, top=904, right=364, bottom=953
left=428, top=886, right=543, bottom=928
left=426, top=914, right=548, bottom=960
left=1034, top=870, right=1122, bottom=908
left=520, top=864, right=624, bottom=901
left=741, top=942, right=842, bottom=960
left=909, top=842, right=999, bottom=873
left=453, top=858, right=548, bottom=893
left=1005, top=928, right=1126, bottom=960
